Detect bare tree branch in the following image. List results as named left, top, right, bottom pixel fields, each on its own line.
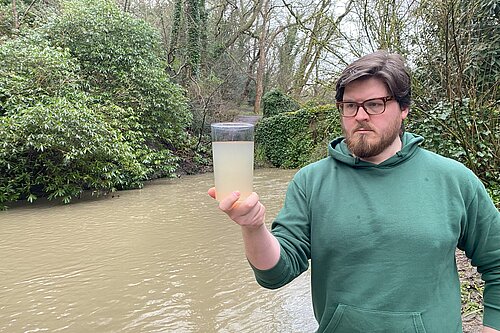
left=22, top=0, right=39, bottom=19
left=222, top=0, right=263, bottom=52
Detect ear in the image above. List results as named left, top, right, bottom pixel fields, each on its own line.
left=400, top=106, right=409, bottom=120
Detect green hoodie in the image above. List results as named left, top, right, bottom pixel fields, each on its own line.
left=252, top=132, right=500, bottom=332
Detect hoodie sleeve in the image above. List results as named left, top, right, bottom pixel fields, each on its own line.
left=458, top=178, right=500, bottom=330
left=252, top=173, right=311, bottom=289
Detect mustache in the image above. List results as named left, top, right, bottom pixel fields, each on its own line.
left=353, top=122, right=374, bottom=132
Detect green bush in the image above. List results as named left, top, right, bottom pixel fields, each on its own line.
left=0, top=35, right=81, bottom=114
left=0, top=1, right=57, bottom=38
left=0, top=0, right=194, bottom=208
left=407, top=99, right=499, bottom=188
left=0, top=4, right=14, bottom=38
left=256, top=104, right=341, bottom=168
left=45, top=0, right=192, bottom=149
left=0, top=97, right=145, bottom=209
left=46, top=0, right=163, bottom=82
left=262, top=89, right=300, bottom=118
left=90, top=100, right=180, bottom=180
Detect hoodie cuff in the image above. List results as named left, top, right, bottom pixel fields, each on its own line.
left=484, top=304, right=500, bottom=330
left=249, top=255, right=289, bottom=290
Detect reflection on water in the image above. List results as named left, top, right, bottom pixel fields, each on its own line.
left=0, top=169, right=317, bottom=332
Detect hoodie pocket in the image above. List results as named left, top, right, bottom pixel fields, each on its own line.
left=324, top=304, right=427, bottom=333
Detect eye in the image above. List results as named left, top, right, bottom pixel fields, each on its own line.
left=344, top=102, right=356, bottom=109
left=365, top=101, right=383, bottom=108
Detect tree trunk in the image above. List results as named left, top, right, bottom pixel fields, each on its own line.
left=187, top=0, right=201, bottom=78
left=254, top=0, right=269, bottom=114
left=240, top=56, right=258, bottom=106
left=167, top=0, right=183, bottom=66
left=12, top=0, right=19, bottom=30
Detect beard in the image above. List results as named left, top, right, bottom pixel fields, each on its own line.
left=342, top=118, right=402, bottom=158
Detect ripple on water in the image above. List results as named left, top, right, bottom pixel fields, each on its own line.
left=0, top=169, right=317, bottom=332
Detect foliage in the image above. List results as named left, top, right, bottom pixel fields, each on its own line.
left=487, top=187, right=500, bottom=210
left=407, top=99, right=500, bottom=188
left=0, top=96, right=145, bottom=209
left=0, top=0, right=193, bottom=208
left=0, top=3, right=14, bottom=37
left=47, top=0, right=163, bottom=78
left=262, top=89, right=300, bottom=118
left=167, top=0, right=207, bottom=80
left=1, top=0, right=498, bottom=213
left=0, top=1, right=58, bottom=38
left=0, top=35, right=81, bottom=115
left=457, top=249, right=485, bottom=327
left=90, top=100, right=180, bottom=180
left=186, top=0, right=201, bottom=77
left=412, top=0, right=499, bottom=107
left=256, top=104, right=341, bottom=168
left=44, top=0, right=192, bottom=150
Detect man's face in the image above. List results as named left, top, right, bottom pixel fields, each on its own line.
left=340, top=77, right=409, bottom=162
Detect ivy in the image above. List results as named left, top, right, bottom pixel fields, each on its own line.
left=262, top=89, right=300, bottom=118
left=256, top=103, right=341, bottom=168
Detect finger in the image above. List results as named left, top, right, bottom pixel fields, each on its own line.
left=219, top=191, right=240, bottom=211
left=238, top=200, right=266, bottom=227
left=226, top=192, right=259, bottom=217
left=242, top=192, right=260, bottom=208
left=207, top=187, right=216, bottom=199
left=253, top=202, right=266, bottom=225
left=234, top=194, right=264, bottom=219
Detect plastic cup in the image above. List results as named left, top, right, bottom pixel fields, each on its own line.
left=211, top=122, right=254, bottom=201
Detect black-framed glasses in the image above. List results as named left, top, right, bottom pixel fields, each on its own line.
left=337, top=96, right=394, bottom=117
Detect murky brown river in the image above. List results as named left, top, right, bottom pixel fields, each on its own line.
left=0, top=169, right=317, bottom=333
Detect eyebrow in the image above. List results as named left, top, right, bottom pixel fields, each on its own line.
left=342, top=95, right=389, bottom=101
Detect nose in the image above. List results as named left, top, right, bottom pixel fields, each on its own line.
left=354, top=105, right=370, bottom=121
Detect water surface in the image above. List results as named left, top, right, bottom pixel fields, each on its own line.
left=0, top=169, right=317, bottom=332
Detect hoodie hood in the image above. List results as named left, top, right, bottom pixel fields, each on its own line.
left=328, top=132, right=424, bottom=168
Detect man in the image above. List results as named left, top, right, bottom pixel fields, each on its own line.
left=208, top=51, right=500, bottom=332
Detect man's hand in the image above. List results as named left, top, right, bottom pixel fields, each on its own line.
left=208, top=187, right=280, bottom=270
left=483, top=326, right=500, bottom=333
left=208, top=187, right=266, bottom=230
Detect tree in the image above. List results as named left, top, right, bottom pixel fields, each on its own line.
left=281, top=0, right=354, bottom=98
left=165, top=0, right=207, bottom=81
left=254, top=0, right=270, bottom=114
left=12, top=0, right=19, bottom=30
left=407, top=0, right=499, bottom=186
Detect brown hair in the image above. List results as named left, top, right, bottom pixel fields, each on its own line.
left=335, top=50, right=411, bottom=110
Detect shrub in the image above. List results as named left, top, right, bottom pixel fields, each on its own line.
left=262, top=89, right=300, bottom=118
left=0, top=1, right=57, bottom=38
left=0, top=0, right=194, bottom=208
left=407, top=99, right=499, bottom=188
left=46, top=0, right=163, bottom=83
left=0, top=97, right=145, bottom=209
left=91, top=100, right=180, bottom=180
left=256, top=104, right=341, bottom=168
left=44, top=0, right=192, bottom=150
left=0, top=35, right=81, bottom=115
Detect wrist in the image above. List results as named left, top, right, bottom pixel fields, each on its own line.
left=241, top=221, right=266, bottom=233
